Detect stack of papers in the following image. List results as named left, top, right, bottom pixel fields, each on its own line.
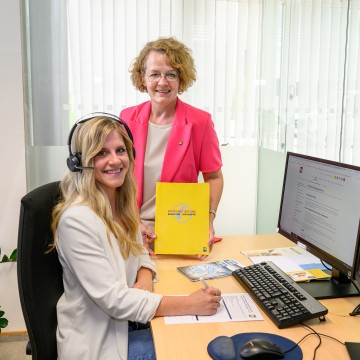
left=241, top=246, right=331, bottom=282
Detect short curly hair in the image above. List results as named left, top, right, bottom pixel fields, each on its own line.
left=129, top=37, right=196, bottom=94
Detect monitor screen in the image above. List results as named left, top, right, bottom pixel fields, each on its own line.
left=277, top=152, right=360, bottom=299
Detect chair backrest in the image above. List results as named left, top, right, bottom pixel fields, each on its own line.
left=17, top=181, right=63, bottom=360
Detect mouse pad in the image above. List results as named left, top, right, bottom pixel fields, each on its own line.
left=207, top=332, right=303, bottom=360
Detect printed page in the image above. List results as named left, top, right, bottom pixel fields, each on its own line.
left=241, top=246, right=327, bottom=272
left=164, top=293, right=263, bottom=324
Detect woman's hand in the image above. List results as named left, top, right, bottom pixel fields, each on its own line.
left=203, top=168, right=223, bottom=256
left=186, top=287, right=221, bottom=316
left=208, top=219, right=215, bottom=251
left=140, top=222, right=157, bottom=255
left=132, top=267, right=154, bottom=292
left=155, top=287, right=221, bottom=316
left=197, top=217, right=216, bottom=259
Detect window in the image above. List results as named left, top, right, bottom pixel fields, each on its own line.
left=259, top=0, right=360, bottom=164
left=21, top=0, right=360, bottom=163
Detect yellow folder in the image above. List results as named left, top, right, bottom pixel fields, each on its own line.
left=154, top=182, right=210, bottom=255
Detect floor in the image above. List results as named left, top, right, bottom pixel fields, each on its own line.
left=0, top=334, right=30, bottom=360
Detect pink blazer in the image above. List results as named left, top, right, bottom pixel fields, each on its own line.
left=120, top=98, right=222, bottom=207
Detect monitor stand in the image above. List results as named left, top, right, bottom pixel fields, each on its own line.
left=298, top=271, right=359, bottom=299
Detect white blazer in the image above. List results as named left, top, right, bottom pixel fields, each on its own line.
left=56, top=204, right=163, bottom=360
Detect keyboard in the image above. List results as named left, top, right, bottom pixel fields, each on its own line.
left=232, top=261, right=328, bottom=328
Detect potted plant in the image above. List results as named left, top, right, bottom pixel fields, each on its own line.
left=0, top=306, right=8, bottom=332
left=0, top=248, right=17, bottom=332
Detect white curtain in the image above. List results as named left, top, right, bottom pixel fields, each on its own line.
left=22, top=0, right=69, bottom=146
left=259, top=0, right=360, bottom=164
left=22, top=0, right=360, bottom=163
left=67, top=0, right=262, bottom=146
left=343, top=0, right=360, bottom=165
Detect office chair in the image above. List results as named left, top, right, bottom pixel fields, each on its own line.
left=17, top=181, right=63, bottom=360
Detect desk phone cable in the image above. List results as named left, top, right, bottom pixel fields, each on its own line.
left=303, top=323, right=352, bottom=360
left=284, top=323, right=346, bottom=360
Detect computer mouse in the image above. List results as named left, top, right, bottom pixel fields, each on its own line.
left=239, top=338, right=284, bottom=359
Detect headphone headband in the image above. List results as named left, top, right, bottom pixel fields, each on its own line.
left=66, top=112, right=135, bottom=172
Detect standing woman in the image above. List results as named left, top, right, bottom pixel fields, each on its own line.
left=121, top=37, right=224, bottom=254
left=50, top=115, right=221, bottom=360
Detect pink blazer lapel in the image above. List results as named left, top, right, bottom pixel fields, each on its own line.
left=132, top=104, right=151, bottom=207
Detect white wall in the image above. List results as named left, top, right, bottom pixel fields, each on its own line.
left=0, top=0, right=27, bottom=331
left=256, top=148, right=286, bottom=234
left=216, top=146, right=258, bottom=236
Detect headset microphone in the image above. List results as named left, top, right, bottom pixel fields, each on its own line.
left=75, top=165, right=94, bottom=170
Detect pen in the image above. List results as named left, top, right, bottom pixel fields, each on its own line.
left=199, top=277, right=210, bottom=289
left=200, top=277, right=226, bottom=311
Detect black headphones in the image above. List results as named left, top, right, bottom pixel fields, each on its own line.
left=66, top=112, right=135, bottom=172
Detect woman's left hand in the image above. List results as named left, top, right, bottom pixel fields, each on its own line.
left=208, top=220, right=215, bottom=251
left=140, top=222, right=157, bottom=255
left=133, top=267, right=154, bottom=292
left=197, top=221, right=215, bottom=259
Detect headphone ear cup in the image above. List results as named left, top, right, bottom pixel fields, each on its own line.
left=118, top=119, right=135, bottom=160
left=67, top=152, right=82, bottom=172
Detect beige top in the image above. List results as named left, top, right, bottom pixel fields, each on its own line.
left=140, top=122, right=172, bottom=231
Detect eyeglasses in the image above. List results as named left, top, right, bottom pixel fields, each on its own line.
left=146, top=71, right=179, bottom=82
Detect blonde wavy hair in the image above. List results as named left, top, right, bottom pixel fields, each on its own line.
left=130, top=37, right=196, bottom=94
left=50, top=116, right=144, bottom=258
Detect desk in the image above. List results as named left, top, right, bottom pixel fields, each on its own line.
left=151, top=234, right=360, bottom=360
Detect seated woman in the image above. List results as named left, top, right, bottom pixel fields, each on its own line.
left=49, top=114, right=221, bottom=360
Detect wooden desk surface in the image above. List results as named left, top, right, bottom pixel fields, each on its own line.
left=151, top=234, right=360, bottom=360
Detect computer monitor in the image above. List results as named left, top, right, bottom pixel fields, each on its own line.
left=277, top=152, right=360, bottom=299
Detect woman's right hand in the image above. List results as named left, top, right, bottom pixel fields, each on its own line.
left=186, top=287, right=221, bottom=316
left=140, top=222, right=157, bottom=255
left=155, top=287, right=221, bottom=317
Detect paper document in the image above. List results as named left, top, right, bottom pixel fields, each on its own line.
left=164, top=293, right=263, bottom=324
left=287, top=268, right=331, bottom=282
left=241, top=246, right=328, bottom=273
